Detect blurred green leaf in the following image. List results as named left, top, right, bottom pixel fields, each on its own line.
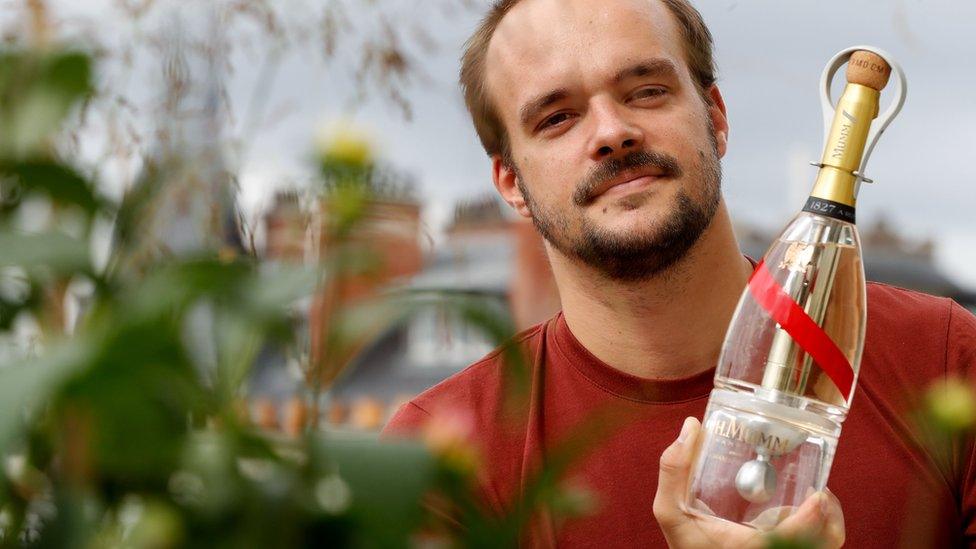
left=60, top=317, right=204, bottom=485
left=126, top=498, right=186, bottom=549
left=765, top=534, right=819, bottom=549
left=28, top=488, right=105, bottom=549
left=120, top=259, right=250, bottom=322
left=214, top=312, right=265, bottom=401
left=117, top=259, right=314, bottom=333
left=315, top=434, right=435, bottom=547
left=178, top=431, right=242, bottom=516
left=0, top=51, right=92, bottom=159
left=0, top=160, right=104, bottom=217
left=237, top=264, right=317, bottom=322
left=0, top=230, right=90, bottom=271
left=0, top=340, right=94, bottom=456
left=332, top=295, right=410, bottom=350
left=107, top=161, right=166, bottom=266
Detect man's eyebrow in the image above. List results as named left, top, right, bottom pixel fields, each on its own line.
left=518, top=89, right=569, bottom=127
left=612, top=58, right=679, bottom=84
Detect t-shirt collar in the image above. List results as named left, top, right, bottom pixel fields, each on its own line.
left=546, top=255, right=760, bottom=404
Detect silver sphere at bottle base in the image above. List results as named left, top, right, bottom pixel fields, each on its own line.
left=735, top=457, right=777, bottom=503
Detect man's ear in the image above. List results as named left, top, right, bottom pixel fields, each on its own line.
left=705, top=84, right=729, bottom=159
left=492, top=154, right=532, bottom=218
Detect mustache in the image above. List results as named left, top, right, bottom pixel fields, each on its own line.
left=573, top=150, right=682, bottom=206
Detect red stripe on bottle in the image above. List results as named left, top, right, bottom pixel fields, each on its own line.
left=748, top=260, right=854, bottom=400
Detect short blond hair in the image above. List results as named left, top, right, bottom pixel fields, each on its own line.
left=460, top=0, right=717, bottom=160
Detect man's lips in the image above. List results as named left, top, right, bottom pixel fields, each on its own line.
left=590, top=169, right=668, bottom=200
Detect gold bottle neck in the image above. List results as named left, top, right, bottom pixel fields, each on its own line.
left=807, top=83, right=880, bottom=212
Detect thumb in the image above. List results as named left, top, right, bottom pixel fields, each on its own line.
left=773, top=489, right=845, bottom=547
left=653, top=417, right=701, bottom=527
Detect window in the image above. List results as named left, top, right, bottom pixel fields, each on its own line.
left=407, top=303, right=497, bottom=368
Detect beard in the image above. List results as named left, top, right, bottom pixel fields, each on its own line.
left=514, top=137, right=722, bottom=282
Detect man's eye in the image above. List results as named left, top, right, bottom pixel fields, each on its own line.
left=539, top=112, right=572, bottom=129
left=631, top=87, right=667, bottom=100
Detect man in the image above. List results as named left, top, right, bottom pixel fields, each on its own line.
left=384, top=0, right=976, bottom=547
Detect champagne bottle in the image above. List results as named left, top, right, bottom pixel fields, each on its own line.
left=684, top=48, right=905, bottom=528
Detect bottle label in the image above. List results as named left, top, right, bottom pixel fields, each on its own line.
left=706, top=415, right=795, bottom=455
left=801, top=197, right=856, bottom=223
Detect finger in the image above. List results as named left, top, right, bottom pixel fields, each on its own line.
left=652, top=417, right=700, bottom=527
left=772, top=491, right=828, bottom=541
left=820, top=489, right=845, bottom=548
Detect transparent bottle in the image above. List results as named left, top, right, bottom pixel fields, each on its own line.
left=685, top=48, right=905, bottom=529
left=685, top=212, right=864, bottom=527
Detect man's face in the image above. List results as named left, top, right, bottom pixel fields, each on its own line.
left=486, top=0, right=728, bottom=281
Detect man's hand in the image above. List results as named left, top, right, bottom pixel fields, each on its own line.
left=652, top=417, right=845, bottom=548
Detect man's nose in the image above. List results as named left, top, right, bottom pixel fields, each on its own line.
left=587, top=101, right=643, bottom=161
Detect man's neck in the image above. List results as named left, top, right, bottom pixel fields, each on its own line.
left=549, top=203, right=754, bottom=380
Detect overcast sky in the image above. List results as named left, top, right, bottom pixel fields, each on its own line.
left=15, top=0, right=976, bottom=289
left=224, top=0, right=976, bottom=289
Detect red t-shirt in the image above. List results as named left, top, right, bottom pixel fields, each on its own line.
left=384, top=282, right=976, bottom=547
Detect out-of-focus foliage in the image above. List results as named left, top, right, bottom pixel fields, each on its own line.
left=924, top=377, right=976, bottom=433
left=0, top=41, right=596, bottom=547
left=764, top=534, right=818, bottom=549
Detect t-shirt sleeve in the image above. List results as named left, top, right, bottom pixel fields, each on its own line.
left=381, top=401, right=432, bottom=439
left=948, top=301, right=976, bottom=543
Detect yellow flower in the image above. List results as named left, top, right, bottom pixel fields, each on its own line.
left=317, top=125, right=373, bottom=168
left=926, top=377, right=976, bottom=432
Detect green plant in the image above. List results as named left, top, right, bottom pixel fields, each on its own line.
left=0, top=43, right=599, bottom=547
